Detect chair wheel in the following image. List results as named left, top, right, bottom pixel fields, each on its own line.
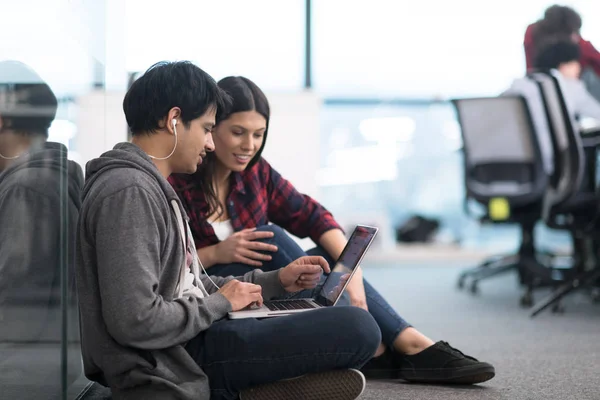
left=520, top=293, right=533, bottom=308
left=457, top=277, right=466, bottom=290
left=551, top=303, right=564, bottom=314
left=469, top=282, right=479, bottom=294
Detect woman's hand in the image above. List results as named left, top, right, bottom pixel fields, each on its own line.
left=215, top=228, right=278, bottom=267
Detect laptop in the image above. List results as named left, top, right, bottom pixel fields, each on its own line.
left=228, top=225, right=378, bottom=319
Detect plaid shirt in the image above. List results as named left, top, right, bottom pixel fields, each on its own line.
left=168, top=158, right=342, bottom=249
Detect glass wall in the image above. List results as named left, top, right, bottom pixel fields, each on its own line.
left=0, top=1, right=106, bottom=399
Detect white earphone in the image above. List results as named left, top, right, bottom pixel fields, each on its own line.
left=148, top=118, right=179, bottom=160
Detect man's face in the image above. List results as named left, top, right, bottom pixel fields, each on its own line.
left=171, top=108, right=216, bottom=174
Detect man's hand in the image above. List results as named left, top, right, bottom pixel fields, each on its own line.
left=279, top=256, right=330, bottom=292
left=214, top=228, right=278, bottom=267
left=217, top=279, right=263, bottom=311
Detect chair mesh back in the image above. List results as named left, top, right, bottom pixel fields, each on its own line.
left=503, top=76, right=554, bottom=174
left=453, top=96, right=542, bottom=200
left=455, top=97, right=535, bottom=164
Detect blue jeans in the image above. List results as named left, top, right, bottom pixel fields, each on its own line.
left=208, top=225, right=411, bottom=348
left=185, top=306, right=380, bottom=400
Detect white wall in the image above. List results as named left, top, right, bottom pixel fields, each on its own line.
left=262, top=91, right=321, bottom=198
left=74, top=91, right=128, bottom=167
left=262, top=91, right=322, bottom=249
left=73, top=89, right=322, bottom=247
left=73, top=90, right=323, bottom=250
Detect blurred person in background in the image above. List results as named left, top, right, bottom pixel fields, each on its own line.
left=169, top=76, right=496, bottom=386
left=524, top=5, right=600, bottom=76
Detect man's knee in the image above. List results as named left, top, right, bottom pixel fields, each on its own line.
left=255, top=224, right=291, bottom=247
left=330, top=307, right=381, bottom=358
left=255, top=224, right=285, bottom=236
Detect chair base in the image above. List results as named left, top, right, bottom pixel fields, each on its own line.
left=457, top=252, right=575, bottom=307
left=530, top=267, right=600, bottom=317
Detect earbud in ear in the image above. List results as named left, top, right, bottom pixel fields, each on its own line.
left=172, top=119, right=177, bottom=128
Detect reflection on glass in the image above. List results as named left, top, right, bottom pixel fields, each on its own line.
left=0, top=61, right=84, bottom=399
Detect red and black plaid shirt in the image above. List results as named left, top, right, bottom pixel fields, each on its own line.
left=168, top=158, right=342, bottom=249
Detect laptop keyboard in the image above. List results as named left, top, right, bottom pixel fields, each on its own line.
left=264, top=299, right=317, bottom=311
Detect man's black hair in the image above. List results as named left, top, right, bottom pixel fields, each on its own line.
left=123, top=61, right=229, bottom=136
left=534, top=40, right=581, bottom=70
left=0, top=60, right=58, bottom=138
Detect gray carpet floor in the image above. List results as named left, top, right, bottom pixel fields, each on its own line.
left=359, top=262, right=600, bottom=400
left=6, top=262, right=600, bottom=400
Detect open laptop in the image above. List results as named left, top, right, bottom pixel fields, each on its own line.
left=228, top=225, right=378, bottom=319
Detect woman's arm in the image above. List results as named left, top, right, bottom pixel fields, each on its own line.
left=197, top=245, right=219, bottom=268
left=319, top=229, right=368, bottom=310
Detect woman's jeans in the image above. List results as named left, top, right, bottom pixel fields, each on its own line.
left=207, top=225, right=411, bottom=348
left=185, top=306, right=381, bottom=400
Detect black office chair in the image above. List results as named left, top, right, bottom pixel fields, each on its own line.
left=526, top=71, right=600, bottom=317
left=452, top=96, right=564, bottom=306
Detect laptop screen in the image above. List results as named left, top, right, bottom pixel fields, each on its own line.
left=315, top=225, right=378, bottom=307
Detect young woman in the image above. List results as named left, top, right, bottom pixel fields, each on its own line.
left=169, top=76, right=495, bottom=385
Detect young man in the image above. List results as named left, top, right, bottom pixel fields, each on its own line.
left=75, top=61, right=381, bottom=400
left=0, top=60, right=83, bottom=345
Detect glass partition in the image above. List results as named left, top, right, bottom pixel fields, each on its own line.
left=0, top=1, right=106, bottom=399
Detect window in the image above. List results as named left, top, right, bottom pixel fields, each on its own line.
left=313, top=0, right=600, bottom=98
left=125, top=0, right=305, bottom=91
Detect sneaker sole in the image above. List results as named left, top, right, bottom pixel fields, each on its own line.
left=398, top=364, right=495, bottom=385
left=240, top=368, right=366, bottom=400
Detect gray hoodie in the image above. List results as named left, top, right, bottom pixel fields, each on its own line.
left=76, top=142, right=286, bottom=400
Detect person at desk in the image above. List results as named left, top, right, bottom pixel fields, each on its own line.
left=534, top=40, right=600, bottom=123
left=524, top=5, right=600, bottom=77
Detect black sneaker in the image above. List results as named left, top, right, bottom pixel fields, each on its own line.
left=395, top=341, right=495, bottom=384
left=239, top=369, right=366, bottom=400
left=360, top=350, right=398, bottom=379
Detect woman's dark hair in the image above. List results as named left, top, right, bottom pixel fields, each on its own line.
left=544, top=5, right=582, bottom=33
left=533, top=5, right=582, bottom=50
left=193, top=76, right=270, bottom=217
left=123, top=61, right=229, bottom=136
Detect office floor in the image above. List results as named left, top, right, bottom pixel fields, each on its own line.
left=76, top=261, right=600, bottom=400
